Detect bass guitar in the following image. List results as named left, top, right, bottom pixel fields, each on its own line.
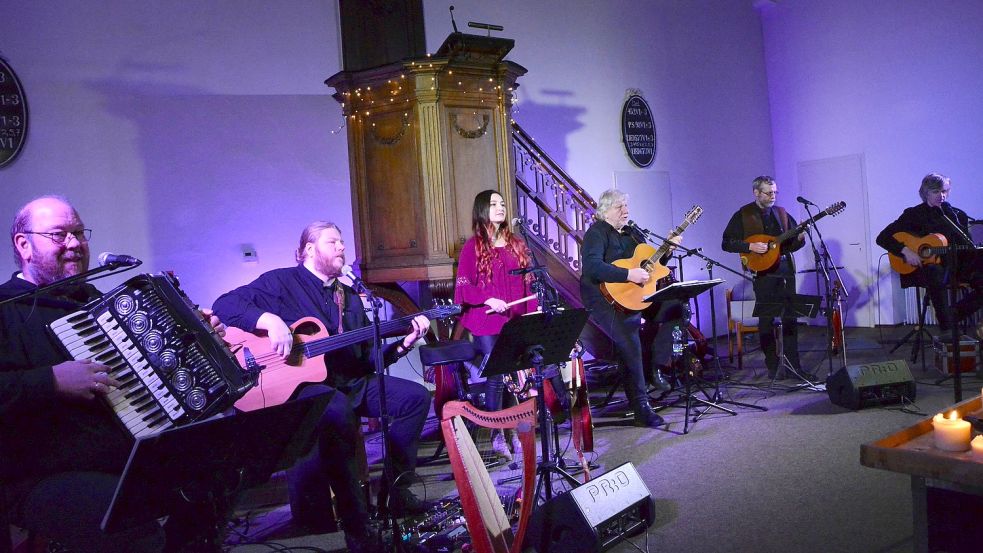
left=601, top=205, right=704, bottom=311
left=741, top=201, right=846, bottom=273
left=226, top=302, right=461, bottom=411
left=887, top=232, right=981, bottom=275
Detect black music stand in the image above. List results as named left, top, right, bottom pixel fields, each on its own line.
left=102, top=394, right=330, bottom=550
left=481, top=308, right=589, bottom=502
left=643, top=280, right=756, bottom=433
left=754, top=294, right=822, bottom=390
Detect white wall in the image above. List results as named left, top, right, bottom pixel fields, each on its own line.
left=760, top=0, right=983, bottom=325
left=0, top=1, right=351, bottom=306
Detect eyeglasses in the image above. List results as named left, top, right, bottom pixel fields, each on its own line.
left=758, top=190, right=778, bottom=197
left=24, top=229, right=92, bottom=244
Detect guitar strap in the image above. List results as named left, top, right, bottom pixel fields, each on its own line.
left=333, top=284, right=345, bottom=335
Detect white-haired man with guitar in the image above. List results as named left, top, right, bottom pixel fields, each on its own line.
left=876, top=173, right=982, bottom=331
left=580, top=189, right=681, bottom=428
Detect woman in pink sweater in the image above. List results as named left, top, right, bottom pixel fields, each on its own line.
left=454, top=190, right=538, bottom=460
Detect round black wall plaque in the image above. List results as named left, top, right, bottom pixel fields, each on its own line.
left=0, top=58, right=29, bottom=169
left=621, top=94, right=656, bottom=168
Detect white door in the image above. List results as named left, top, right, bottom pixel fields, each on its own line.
left=795, top=154, right=874, bottom=327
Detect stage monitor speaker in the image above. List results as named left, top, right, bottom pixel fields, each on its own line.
left=826, top=359, right=915, bottom=410
left=525, top=462, right=654, bottom=553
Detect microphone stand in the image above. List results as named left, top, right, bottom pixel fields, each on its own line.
left=513, top=222, right=561, bottom=316
left=800, top=202, right=847, bottom=376
left=936, top=206, right=972, bottom=403
left=0, top=261, right=141, bottom=307
left=639, top=228, right=764, bottom=414
left=344, top=269, right=404, bottom=551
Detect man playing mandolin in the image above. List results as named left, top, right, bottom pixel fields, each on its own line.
left=721, top=176, right=811, bottom=381
left=876, top=173, right=982, bottom=330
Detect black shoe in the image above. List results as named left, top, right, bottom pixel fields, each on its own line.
left=633, top=404, right=666, bottom=428
left=384, top=487, right=429, bottom=517
left=651, top=370, right=671, bottom=392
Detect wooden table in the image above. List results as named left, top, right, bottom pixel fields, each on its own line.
left=861, top=396, right=983, bottom=553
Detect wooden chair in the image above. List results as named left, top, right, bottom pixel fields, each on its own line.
left=725, top=287, right=759, bottom=373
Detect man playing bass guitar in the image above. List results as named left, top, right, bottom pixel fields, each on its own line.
left=721, top=176, right=813, bottom=381
left=213, top=221, right=431, bottom=552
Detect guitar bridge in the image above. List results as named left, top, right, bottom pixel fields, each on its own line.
left=242, top=346, right=265, bottom=376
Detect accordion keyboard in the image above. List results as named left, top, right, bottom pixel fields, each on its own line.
left=50, top=273, right=248, bottom=438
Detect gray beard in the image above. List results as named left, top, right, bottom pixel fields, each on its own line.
left=27, top=256, right=85, bottom=286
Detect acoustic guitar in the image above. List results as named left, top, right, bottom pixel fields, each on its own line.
left=225, top=302, right=461, bottom=412
left=887, top=231, right=980, bottom=275
left=740, top=201, right=846, bottom=273
left=601, top=205, right=704, bottom=311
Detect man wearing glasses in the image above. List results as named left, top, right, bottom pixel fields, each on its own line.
left=0, top=196, right=166, bottom=551
left=721, top=176, right=811, bottom=381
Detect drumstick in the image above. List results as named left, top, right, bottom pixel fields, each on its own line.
left=485, top=293, right=537, bottom=314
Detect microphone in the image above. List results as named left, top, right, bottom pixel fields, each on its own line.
left=796, top=196, right=817, bottom=206
left=97, top=252, right=142, bottom=267
left=625, top=220, right=650, bottom=237
left=340, top=264, right=363, bottom=283
left=449, top=5, right=459, bottom=33
left=509, top=265, right=545, bottom=276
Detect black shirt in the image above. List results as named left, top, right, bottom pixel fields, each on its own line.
left=580, top=220, right=638, bottom=309
left=211, top=265, right=402, bottom=398
left=876, top=202, right=974, bottom=256
left=0, top=275, right=131, bottom=483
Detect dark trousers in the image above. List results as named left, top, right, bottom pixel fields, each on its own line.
left=6, top=472, right=164, bottom=553
left=472, top=334, right=515, bottom=412
left=916, top=254, right=983, bottom=328
left=289, top=375, right=430, bottom=529
left=753, top=273, right=801, bottom=373
left=588, top=304, right=647, bottom=407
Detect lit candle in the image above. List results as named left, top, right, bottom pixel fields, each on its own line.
left=972, top=436, right=983, bottom=461
left=933, top=411, right=972, bottom=452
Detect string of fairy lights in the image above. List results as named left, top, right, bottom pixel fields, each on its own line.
left=328, top=53, right=518, bottom=136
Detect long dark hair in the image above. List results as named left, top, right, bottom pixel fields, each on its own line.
left=471, top=189, right=531, bottom=284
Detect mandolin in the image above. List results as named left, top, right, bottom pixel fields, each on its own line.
left=741, top=201, right=846, bottom=273
left=887, top=231, right=981, bottom=275
left=601, top=205, right=703, bottom=311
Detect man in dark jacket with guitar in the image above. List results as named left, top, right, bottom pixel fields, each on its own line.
left=721, top=176, right=810, bottom=381
left=213, top=221, right=431, bottom=552
left=580, top=189, right=674, bottom=428
left=876, top=173, right=982, bottom=330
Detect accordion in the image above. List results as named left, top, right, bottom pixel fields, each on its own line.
left=50, top=273, right=250, bottom=438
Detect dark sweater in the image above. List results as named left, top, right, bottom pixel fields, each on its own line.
left=0, top=275, right=131, bottom=483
